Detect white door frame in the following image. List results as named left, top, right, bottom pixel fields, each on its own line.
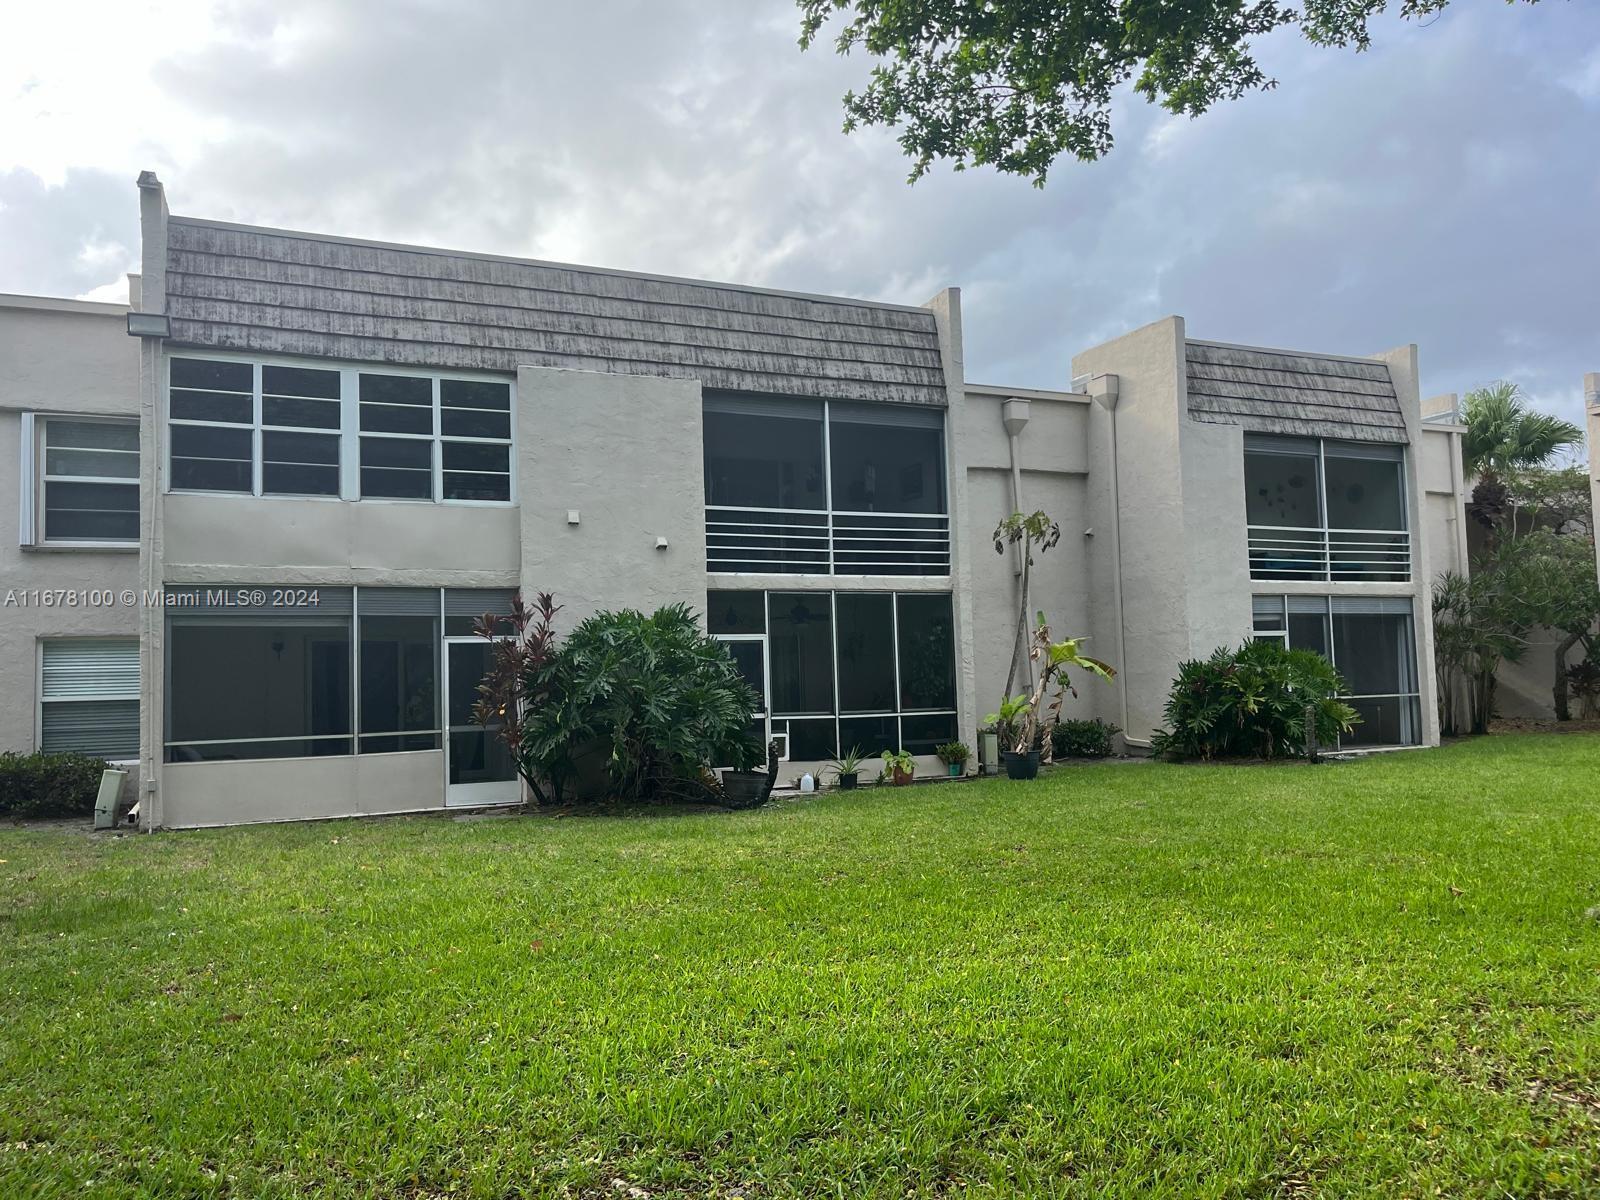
left=442, top=632, right=520, bottom=807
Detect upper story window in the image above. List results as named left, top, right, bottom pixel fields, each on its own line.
left=702, top=395, right=948, bottom=575
left=18, top=414, right=140, bottom=547
left=167, top=357, right=513, bottom=504
left=1243, top=434, right=1410, bottom=583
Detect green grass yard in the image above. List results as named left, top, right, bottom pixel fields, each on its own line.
left=2, top=734, right=1598, bottom=1198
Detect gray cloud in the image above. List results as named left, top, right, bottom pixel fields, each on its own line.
left=1, top=0, right=1594, bottom=430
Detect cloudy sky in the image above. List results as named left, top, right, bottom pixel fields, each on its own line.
left=3, top=1, right=1596, bottom=429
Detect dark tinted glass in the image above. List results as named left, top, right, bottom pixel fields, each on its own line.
left=1244, top=448, right=1321, bottom=527
left=262, top=365, right=340, bottom=399
left=782, top=717, right=837, bottom=761
left=829, top=422, right=945, bottom=514
left=896, top=593, right=956, bottom=709
left=767, top=592, right=833, bottom=715
left=442, top=441, right=510, bottom=473
left=835, top=593, right=896, bottom=712
left=361, top=403, right=434, bottom=434
left=1332, top=611, right=1416, bottom=697
left=442, top=472, right=510, bottom=502
left=360, top=615, right=438, bottom=741
left=170, top=391, right=252, bottom=423
left=707, top=590, right=765, bottom=635
left=264, top=395, right=342, bottom=429
left=703, top=408, right=825, bottom=510
left=171, top=358, right=251, bottom=392
left=441, top=408, right=512, bottom=439
left=170, top=424, right=251, bottom=492
left=1324, top=453, right=1405, bottom=531
left=900, top=712, right=958, bottom=755
left=360, top=373, right=432, bottom=405
left=440, top=380, right=511, bottom=410
left=43, top=481, right=138, bottom=541
left=837, top=715, right=896, bottom=759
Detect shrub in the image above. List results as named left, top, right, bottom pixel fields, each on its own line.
left=1151, top=641, right=1359, bottom=761
left=0, top=751, right=112, bottom=819
left=1050, top=718, right=1119, bottom=759
left=485, top=598, right=762, bottom=805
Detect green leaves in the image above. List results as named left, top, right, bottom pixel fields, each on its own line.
left=1153, top=640, right=1358, bottom=760
left=798, top=0, right=1540, bottom=182
left=1462, top=381, right=1584, bottom=477
left=507, top=602, right=763, bottom=805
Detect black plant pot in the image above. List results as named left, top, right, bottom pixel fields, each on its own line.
left=1003, top=750, right=1040, bottom=780
left=838, top=772, right=858, bottom=790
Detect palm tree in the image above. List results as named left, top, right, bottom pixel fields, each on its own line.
left=1461, top=381, right=1583, bottom=477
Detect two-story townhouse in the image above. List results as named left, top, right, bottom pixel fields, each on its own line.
left=0, top=173, right=1468, bottom=827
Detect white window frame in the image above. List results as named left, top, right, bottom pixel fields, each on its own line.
left=18, top=413, right=141, bottom=549
left=37, top=637, right=141, bottom=762
left=163, top=352, right=516, bottom=507
left=710, top=587, right=960, bottom=760
left=1250, top=594, right=1422, bottom=746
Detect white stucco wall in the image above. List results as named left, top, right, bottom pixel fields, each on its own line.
left=958, top=386, right=1098, bottom=727
left=516, top=364, right=708, bottom=629
left=0, top=297, right=141, bottom=756
left=1074, top=317, right=1202, bottom=744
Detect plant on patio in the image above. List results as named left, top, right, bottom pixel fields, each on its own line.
left=879, top=748, right=915, bottom=785
left=477, top=595, right=762, bottom=806
left=1151, top=640, right=1358, bottom=760
left=935, top=741, right=970, bottom=775
left=829, top=745, right=865, bottom=789
left=0, top=750, right=111, bottom=819
left=1050, top=717, right=1120, bottom=759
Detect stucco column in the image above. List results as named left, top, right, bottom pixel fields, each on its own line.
left=135, top=171, right=168, bottom=830
left=923, top=288, right=979, bottom=763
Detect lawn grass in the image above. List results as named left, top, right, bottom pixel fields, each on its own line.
left=2, top=733, right=1598, bottom=1198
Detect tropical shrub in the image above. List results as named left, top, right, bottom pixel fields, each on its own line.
left=1050, top=718, right=1119, bottom=759
left=0, top=751, right=111, bottom=819
left=1151, top=641, right=1358, bottom=761
left=479, top=597, right=762, bottom=806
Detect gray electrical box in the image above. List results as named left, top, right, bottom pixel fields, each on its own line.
left=94, top=769, right=127, bottom=831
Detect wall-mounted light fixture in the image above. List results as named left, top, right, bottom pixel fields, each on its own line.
left=126, top=312, right=171, bottom=338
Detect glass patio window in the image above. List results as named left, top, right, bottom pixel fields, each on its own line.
left=710, top=588, right=959, bottom=760
left=1244, top=435, right=1409, bottom=583
left=1250, top=594, right=1420, bottom=747
left=704, top=394, right=949, bottom=575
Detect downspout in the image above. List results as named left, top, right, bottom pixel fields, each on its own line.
left=1002, top=398, right=1032, bottom=689
left=1090, top=375, right=1143, bottom=746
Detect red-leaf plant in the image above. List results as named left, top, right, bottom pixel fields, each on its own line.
left=471, top=591, right=567, bottom=808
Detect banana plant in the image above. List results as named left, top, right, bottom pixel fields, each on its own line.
left=1015, top=614, right=1115, bottom=758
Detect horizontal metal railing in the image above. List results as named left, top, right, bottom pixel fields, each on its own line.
left=1247, top=525, right=1411, bottom=583
left=706, top=505, right=950, bottom=575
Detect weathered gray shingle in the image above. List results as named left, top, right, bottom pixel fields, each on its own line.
left=1185, top=341, right=1406, bottom=442
left=164, top=219, right=949, bottom=406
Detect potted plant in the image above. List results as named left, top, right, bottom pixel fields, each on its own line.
left=983, top=694, right=1038, bottom=779
left=986, top=617, right=1116, bottom=781
left=829, top=745, right=864, bottom=790
left=880, top=748, right=915, bottom=786
left=935, top=741, right=971, bottom=777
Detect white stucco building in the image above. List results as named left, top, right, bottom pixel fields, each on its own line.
left=0, top=174, right=1469, bottom=827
